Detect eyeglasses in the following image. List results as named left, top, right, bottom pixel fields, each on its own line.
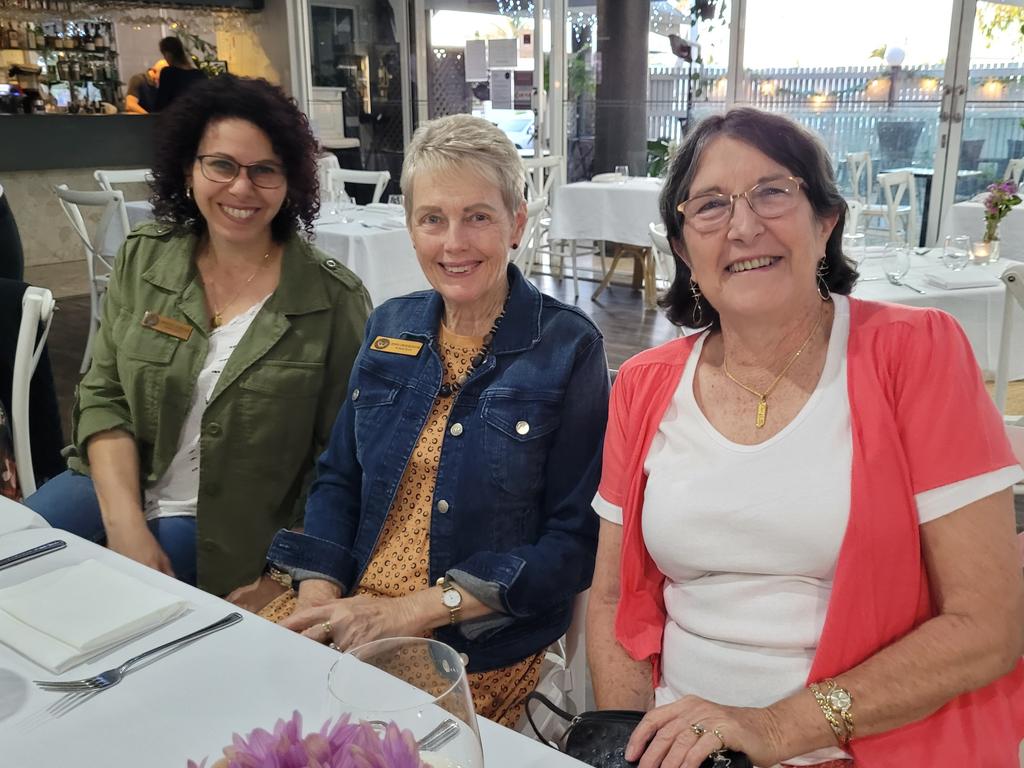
left=677, top=176, right=804, bottom=233
left=196, top=155, right=286, bottom=190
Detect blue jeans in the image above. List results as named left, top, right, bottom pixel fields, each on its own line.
left=25, top=470, right=197, bottom=586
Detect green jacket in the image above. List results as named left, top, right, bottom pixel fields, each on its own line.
left=70, top=223, right=371, bottom=596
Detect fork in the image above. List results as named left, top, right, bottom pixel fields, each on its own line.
left=33, top=612, right=242, bottom=692
left=886, top=274, right=926, bottom=294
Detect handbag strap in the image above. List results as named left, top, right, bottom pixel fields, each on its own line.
left=524, top=690, right=576, bottom=746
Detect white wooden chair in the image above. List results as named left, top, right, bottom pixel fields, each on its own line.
left=846, top=152, right=874, bottom=205
left=845, top=199, right=864, bottom=235
left=513, top=197, right=548, bottom=278
left=865, top=170, right=917, bottom=245
left=1006, top=425, right=1023, bottom=499
left=1005, top=158, right=1024, bottom=186
left=326, top=169, right=390, bottom=204
left=12, top=286, right=56, bottom=497
left=54, top=185, right=129, bottom=373
left=316, top=154, right=341, bottom=198
left=993, top=262, right=1024, bottom=423
left=648, top=221, right=675, bottom=289
left=94, top=168, right=153, bottom=194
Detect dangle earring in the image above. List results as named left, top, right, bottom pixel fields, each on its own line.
left=185, top=186, right=193, bottom=201
left=689, top=278, right=705, bottom=326
left=816, top=258, right=831, bottom=301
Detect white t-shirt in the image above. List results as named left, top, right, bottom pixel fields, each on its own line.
left=143, top=297, right=269, bottom=521
left=595, top=295, right=1019, bottom=765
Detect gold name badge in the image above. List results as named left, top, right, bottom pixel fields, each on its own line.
left=370, top=336, right=423, bottom=356
left=141, top=311, right=193, bottom=341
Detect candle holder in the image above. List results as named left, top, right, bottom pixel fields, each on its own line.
left=969, top=239, right=998, bottom=265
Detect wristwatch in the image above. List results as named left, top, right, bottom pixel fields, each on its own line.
left=265, top=564, right=293, bottom=589
left=824, top=680, right=855, bottom=739
left=436, top=576, right=463, bottom=625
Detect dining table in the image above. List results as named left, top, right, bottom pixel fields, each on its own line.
left=122, top=201, right=429, bottom=307
left=0, top=524, right=586, bottom=768
left=944, top=201, right=1024, bottom=263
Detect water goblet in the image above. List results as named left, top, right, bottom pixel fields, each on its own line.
left=942, top=235, right=970, bottom=271
left=614, top=165, right=629, bottom=183
left=882, top=241, right=911, bottom=285
left=841, top=232, right=866, bottom=265
left=326, top=637, right=483, bottom=768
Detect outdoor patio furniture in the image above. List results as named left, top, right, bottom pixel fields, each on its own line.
left=877, top=120, right=925, bottom=170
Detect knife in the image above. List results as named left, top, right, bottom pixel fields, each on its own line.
left=0, top=540, right=67, bottom=572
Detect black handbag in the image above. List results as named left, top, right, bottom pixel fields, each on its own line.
left=525, top=692, right=753, bottom=768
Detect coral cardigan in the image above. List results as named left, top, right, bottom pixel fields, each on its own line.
left=599, top=299, right=1024, bottom=767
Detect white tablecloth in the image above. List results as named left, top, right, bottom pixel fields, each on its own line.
left=549, top=177, right=663, bottom=247
left=0, top=528, right=585, bottom=768
left=944, top=202, right=1024, bottom=262
left=852, top=253, right=1024, bottom=380
left=122, top=202, right=429, bottom=308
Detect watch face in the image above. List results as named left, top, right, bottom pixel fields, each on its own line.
left=828, top=688, right=852, bottom=712
left=442, top=589, right=462, bottom=608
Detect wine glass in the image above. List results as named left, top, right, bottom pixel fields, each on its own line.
left=942, top=235, right=970, bottom=271
left=327, top=637, right=483, bottom=768
left=614, top=165, right=629, bottom=183
left=882, top=241, right=911, bottom=285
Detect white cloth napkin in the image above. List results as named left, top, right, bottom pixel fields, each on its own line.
left=921, top=269, right=1001, bottom=290
left=0, top=559, right=187, bottom=672
left=364, top=202, right=405, bottom=215
left=590, top=172, right=625, bottom=183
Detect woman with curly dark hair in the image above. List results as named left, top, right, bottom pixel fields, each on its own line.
left=27, top=75, right=371, bottom=596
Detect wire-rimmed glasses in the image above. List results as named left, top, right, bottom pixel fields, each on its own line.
left=196, top=155, right=286, bottom=189
left=677, top=176, right=804, bottom=233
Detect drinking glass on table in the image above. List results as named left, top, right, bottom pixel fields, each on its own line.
left=942, top=235, right=970, bottom=271
left=841, top=232, right=866, bottom=265
left=614, top=165, right=629, bottom=183
left=327, top=637, right=483, bottom=768
left=882, top=241, right=911, bottom=283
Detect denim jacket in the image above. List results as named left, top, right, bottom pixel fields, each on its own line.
left=269, top=265, right=608, bottom=672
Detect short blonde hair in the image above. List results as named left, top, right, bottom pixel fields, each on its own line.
left=400, top=114, right=525, bottom=220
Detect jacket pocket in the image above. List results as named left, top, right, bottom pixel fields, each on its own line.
left=481, top=392, right=561, bottom=496
left=351, top=365, right=402, bottom=462
left=239, top=360, right=323, bottom=398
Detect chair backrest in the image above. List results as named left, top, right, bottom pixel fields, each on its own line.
left=512, top=196, right=548, bottom=272
left=846, top=152, right=873, bottom=203
left=993, top=263, right=1024, bottom=416
left=648, top=221, right=676, bottom=283
left=877, top=170, right=918, bottom=242
left=54, top=185, right=130, bottom=285
left=11, top=286, right=55, bottom=497
left=959, top=139, right=985, bottom=171
left=0, top=183, right=25, bottom=282
left=94, top=168, right=153, bottom=193
left=326, top=169, right=391, bottom=204
left=845, top=199, right=864, bottom=234
left=876, top=120, right=925, bottom=170
left=522, top=156, right=563, bottom=203
left=316, top=154, right=341, bottom=197
left=1005, top=158, right=1024, bottom=185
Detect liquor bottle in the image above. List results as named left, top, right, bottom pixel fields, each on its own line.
left=84, top=23, right=95, bottom=51
left=94, top=23, right=106, bottom=50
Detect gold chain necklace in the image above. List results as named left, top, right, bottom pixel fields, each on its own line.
left=204, top=250, right=271, bottom=329
left=722, top=307, right=825, bottom=429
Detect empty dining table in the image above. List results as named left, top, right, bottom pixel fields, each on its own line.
left=549, top=175, right=663, bottom=247
left=0, top=526, right=586, bottom=768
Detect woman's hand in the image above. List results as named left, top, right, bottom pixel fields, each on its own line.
left=106, top=519, right=175, bottom=578
left=295, top=577, right=343, bottom=615
left=225, top=576, right=288, bottom=612
left=279, top=594, right=421, bottom=651
left=625, top=695, right=783, bottom=768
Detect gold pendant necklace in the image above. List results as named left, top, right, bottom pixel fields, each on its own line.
left=205, top=250, right=272, bottom=329
left=722, top=307, right=825, bottom=429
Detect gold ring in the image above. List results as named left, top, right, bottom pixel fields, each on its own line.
left=328, top=642, right=340, bottom=651
left=690, top=723, right=706, bottom=737
left=713, top=728, right=726, bottom=750
left=320, top=621, right=333, bottom=639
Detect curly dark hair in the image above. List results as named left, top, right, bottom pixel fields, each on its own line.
left=150, top=74, right=320, bottom=243
left=658, top=107, right=859, bottom=330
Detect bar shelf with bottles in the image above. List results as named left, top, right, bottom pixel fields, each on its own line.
left=2, top=16, right=119, bottom=112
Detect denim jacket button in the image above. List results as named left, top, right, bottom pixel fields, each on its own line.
left=437, top=499, right=449, bottom=514
left=449, top=422, right=464, bottom=437
left=352, top=388, right=360, bottom=401
left=515, top=420, right=530, bottom=436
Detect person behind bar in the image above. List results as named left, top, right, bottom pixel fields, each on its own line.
left=155, top=36, right=205, bottom=112
left=587, top=108, right=1024, bottom=767
left=124, top=59, right=166, bottom=114
left=234, top=114, right=608, bottom=727
left=26, top=76, right=370, bottom=596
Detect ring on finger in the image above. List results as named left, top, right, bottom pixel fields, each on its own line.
left=712, top=728, right=726, bottom=750
left=690, top=722, right=706, bottom=737
left=320, top=621, right=333, bottom=639
left=328, top=642, right=340, bottom=651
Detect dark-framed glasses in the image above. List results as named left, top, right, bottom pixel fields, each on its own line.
left=196, top=155, right=286, bottom=190
left=677, top=176, right=804, bottom=233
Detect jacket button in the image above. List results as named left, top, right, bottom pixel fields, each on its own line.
left=515, top=420, right=530, bottom=435
left=352, top=388, right=360, bottom=401
left=437, top=499, right=449, bottom=514
left=208, top=422, right=222, bottom=437
left=449, top=422, right=463, bottom=437
left=325, top=258, right=338, bottom=269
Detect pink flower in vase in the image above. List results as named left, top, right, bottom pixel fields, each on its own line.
left=981, top=178, right=1021, bottom=242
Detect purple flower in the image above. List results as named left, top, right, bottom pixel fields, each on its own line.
left=191, top=712, right=424, bottom=768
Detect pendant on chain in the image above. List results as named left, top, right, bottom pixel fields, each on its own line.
left=755, top=397, right=768, bottom=429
